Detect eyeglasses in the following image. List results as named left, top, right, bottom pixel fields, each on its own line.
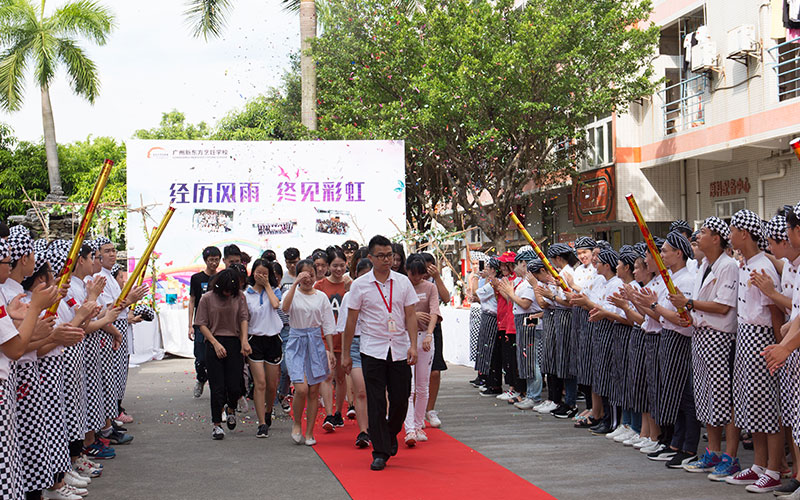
left=371, top=253, right=394, bottom=261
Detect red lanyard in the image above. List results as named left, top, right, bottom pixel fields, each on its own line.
left=375, top=281, right=393, bottom=313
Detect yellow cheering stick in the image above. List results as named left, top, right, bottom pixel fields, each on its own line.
left=625, top=194, right=691, bottom=322
left=116, top=206, right=176, bottom=307
left=508, top=211, right=570, bottom=292
left=46, top=159, right=114, bottom=317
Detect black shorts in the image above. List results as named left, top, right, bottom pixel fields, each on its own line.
left=432, top=322, right=447, bottom=371
left=248, top=335, right=283, bottom=365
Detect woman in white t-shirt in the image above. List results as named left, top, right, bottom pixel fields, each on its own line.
left=245, top=259, right=284, bottom=439
left=282, top=259, right=336, bottom=446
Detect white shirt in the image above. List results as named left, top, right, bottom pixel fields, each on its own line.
left=599, top=275, right=624, bottom=317
left=584, top=274, right=608, bottom=304
left=737, top=251, right=780, bottom=327
left=642, top=276, right=667, bottom=333
left=244, top=287, right=283, bottom=336
left=691, top=253, right=738, bottom=333
left=0, top=286, right=19, bottom=380
left=346, top=269, right=418, bottom=362
left=659, top=266, right=696, bottom=336
left=513, top=280, right=541, bottom=315
left=476, top=282, right=498, bottom=314
left=336, top=292, right=362, bottom=337
left=95, top=266, right=126, bottom=320
left=572, top=263, right=596, bottom=291
left=792, top=263, right=800, bottom=322
left=780, top=255, right=800, bottom=318
left=282, top=289, right=336, bottom=335
left=1, top=279, right=36, bottom=365
left=687, top=258, right=699, bottom=274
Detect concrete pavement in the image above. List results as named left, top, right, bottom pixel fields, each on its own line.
left=89, top=358, right=761, bottom=500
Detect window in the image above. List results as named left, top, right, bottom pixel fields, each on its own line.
left=768, top=37, right=800, bottom=102
left=715, top=198, right=747, bottom=222
left=580, top=115, right=613, bottom=170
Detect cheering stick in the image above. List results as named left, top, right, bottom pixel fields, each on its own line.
left=508, top=212, right=570, bottom=292
left=45, top=159, right=114, bottom=317
left=115, top=206, right=175, bottom=307
left=625, top=194, right=691, bottom=322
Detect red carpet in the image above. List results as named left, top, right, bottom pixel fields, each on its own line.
left=310, top=416, right=555, bottom=500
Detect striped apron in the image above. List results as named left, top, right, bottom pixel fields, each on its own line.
left=643, top=332, right=660, bottom=417
left=609, top=323, right=632, bottom=408
left=514, top=314, right=537, bottom=379
left=656, top=329, right=692, bottom=426
left=553, top=307, right=573, bottom=379
left=539, top=310, right=556, bottom=375
left=475, top=312, right=498, bottom=374
left=624, top=326, right=648, bottom=413
left=575, top=309, right=594, bottom=386
left=591, top=319, right=616, bottom=397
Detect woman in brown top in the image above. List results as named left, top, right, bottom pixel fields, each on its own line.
left=194, top=269, right=251, bottom=440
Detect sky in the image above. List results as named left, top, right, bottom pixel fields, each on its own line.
left=1, top=0, right=299, bottom=143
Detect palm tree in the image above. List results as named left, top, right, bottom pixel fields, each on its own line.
left=0, top=0, right=114, bottom=197
left=186, top=0, right=318, bottom=130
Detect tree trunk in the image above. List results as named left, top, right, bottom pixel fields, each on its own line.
left=300, top=0, right=317, bottom=131
left=41, top=85, right=63, bottom=196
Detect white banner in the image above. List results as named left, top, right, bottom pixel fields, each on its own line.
left=126, top=139, right=406, bottom=305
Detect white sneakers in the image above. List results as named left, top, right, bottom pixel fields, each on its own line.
left=622, top=433, right=643, bottom=446
left=65, top=470, right=89, bottom=487
left=426, top=410, right=442, bottom=428
left=416, top=429, right=428, bottom=442
left=634, top=437, right=655, bottom=449
left=534, top=401, right=558, bottom=414
left=514, top=398, right=537, bottom=410
left=614, top=427, right=637, bottom=443
left=44, top=485, right=85, bottom=500
left=605, top=425, right=628, bottom=440
left=496, top=390, right=521, bottom=401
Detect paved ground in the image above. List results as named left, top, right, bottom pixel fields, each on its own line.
left=91, top=358, right=760, bottom=500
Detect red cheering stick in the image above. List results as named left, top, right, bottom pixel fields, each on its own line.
left=509, top=211, right=570, bottom=293
left=625, top=194, right=691, bottom=322
left=791, top=137, right=800, bottom=162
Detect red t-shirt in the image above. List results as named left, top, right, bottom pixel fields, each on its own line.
left=496, top=273, right=519, bottom=334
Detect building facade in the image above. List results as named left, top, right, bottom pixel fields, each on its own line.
left=515, top=0, right=800, bottom=248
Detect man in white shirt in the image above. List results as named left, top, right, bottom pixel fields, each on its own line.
left=342, top=235, right=419, bottom=471
left=670, top=217, right=739, bottom=476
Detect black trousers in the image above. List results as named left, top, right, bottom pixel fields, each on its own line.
left=548, top=375, right=563, bottom=404
left=205, top=336, right=244, bottom=424
left=362, top=351, right=411, bottom=461
left=500, top=332, right=523, bottom=390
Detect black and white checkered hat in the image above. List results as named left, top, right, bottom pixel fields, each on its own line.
left=133, top=304, right=155, bottom=322
left=7, top=225, right=33, bottom=263
left=94, top=236, right=113, bottom=249
left=32, top=247, right=49, bottom=275
left=111, top=263, right=123, bottom=278
left=33, top=239, right=48, bottom=254
left=47, top=239, right=71, bottom=277
left=469, top=250, right=488, bottom=262
left=666, top=230, right=694, bottom=260
left=794, top=202, right=800, bottom=220
left=0, top=238, right=8, bottom=261
left=765, top=214, right=788, bottom=242
left=730, top=209, right=765, bottom=246
left=702, top=216, right=730, bottom=242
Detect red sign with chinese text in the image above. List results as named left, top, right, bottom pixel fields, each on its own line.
left=710, top=177, right=750, bottom=198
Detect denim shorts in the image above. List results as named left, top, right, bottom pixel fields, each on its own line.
left=350, top=336, right=363, bottom=370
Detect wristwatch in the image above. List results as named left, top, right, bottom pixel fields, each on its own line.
left=650, top=301, right=658, bottom=311
left=686, top=299, right=694, bottom=312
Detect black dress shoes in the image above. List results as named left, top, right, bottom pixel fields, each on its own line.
left=370, top=457, right=387, bottom=471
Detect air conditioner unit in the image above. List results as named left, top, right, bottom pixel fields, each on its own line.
left=727, top=24, right=757, bottom=57
left=692, top=41, right=717, bottom=72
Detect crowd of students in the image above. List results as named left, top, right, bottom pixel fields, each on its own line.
left=187, top=238, right=451, bottom=468
left=467, top=204, right=800, bottom=496
left=0, top=226, right=151, bottom=500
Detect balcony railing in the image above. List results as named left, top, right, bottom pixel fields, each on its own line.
left=657, top=74, right=710, bottom=135
left=768, top=37, right=800, bottom=101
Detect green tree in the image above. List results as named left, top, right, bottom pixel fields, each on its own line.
left=312, top=0, right=659, bottom=248
left=133, top=110, right=211, bottom=140
left=0, top=124, right=48, bottom=217
left=0, top=0, right=115, bottom=197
